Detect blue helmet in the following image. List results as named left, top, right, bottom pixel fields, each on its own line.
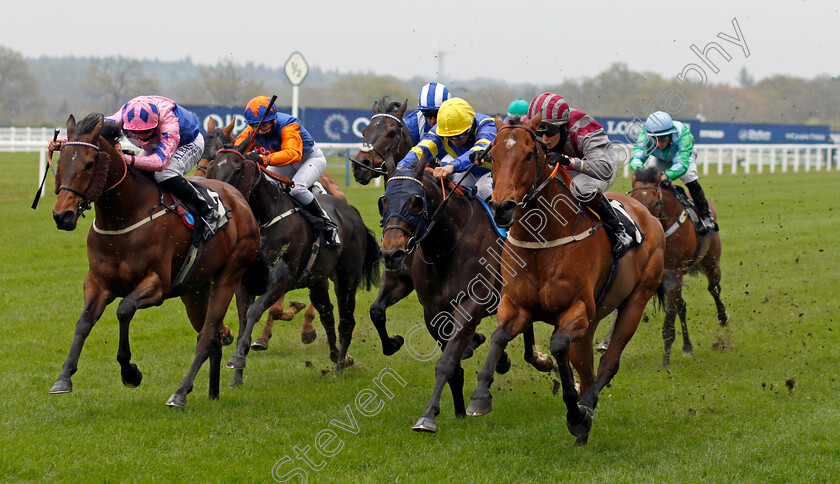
left=645, top=111, right=677, bottom=137
left=418, top=82, right=451, bottom=111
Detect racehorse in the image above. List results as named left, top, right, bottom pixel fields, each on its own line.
left=350, top=97, right=413, bottom=185
left=629, top=166, right=729, bottom=367
left=379, top=160, right=556, bottom=433
left=466, top=115, right=665, bottom=446
left=206, top=139, right=380, bottom=384
left=50, top=113, right=267, bottom=407
left=196, top=117, right=348, bottom=348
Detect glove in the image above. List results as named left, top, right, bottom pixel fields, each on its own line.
left=247, top=152, right=266, bottom=165
left=546, top=152, right=572, bottom=167
left=629, top=159, right=644, bottom=171
left=469, top=148, right=489, bottom=164
left=469, top=150, right=481, bottom=163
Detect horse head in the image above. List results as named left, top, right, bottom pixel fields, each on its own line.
left=53, top=113, right=124, bottom=231
left=630, top=166, right=668, bottom=218
left=378, top=160, right=428, bottom=272
left=351, top=97, right=409, bottom=185
left=488, top=113, right=548, bottom=228
left=196, top=116, right=236, bottom=175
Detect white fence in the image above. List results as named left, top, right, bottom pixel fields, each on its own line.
left=3, top=127, right=838, bottom=195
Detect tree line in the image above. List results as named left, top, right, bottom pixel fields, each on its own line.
left=2, top=44, right=839, bottom=130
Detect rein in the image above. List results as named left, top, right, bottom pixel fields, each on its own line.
left=497, top=125, right=557, bottom=207
left=628, top=183, right=685, bottom=238
left=59, top=140, right=128, bottom=214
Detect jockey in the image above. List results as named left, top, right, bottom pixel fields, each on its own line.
left=49, top=95, right=217, bottom=229
left=630, top=111, right=717, bottom=234
left=397, top=97, right=496, bottom=201
left=503, top=98, right=529, bottom=123
left=528, top=92, right=633, bottom=258
left=403, top=82, right=451, bottom=145
left=235, top=95, right=340, bottom=245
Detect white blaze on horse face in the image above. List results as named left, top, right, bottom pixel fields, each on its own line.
left=217, top=159, right=228, bottom=169
left=505, top=138, right=517, bottom=149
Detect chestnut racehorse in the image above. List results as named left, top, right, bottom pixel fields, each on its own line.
left=629, top=166, right=729, bottom=367
left=50, top=113, right=266, bottom=407
left=466, top=115, right=665, bottom=445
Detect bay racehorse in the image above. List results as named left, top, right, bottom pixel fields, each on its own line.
left=379, top=160, right=556, bottom=433
left=466, top=115, right=665, bottom=446
left=206, top=139, right=380, bottom=384
left=195, top=116, right=347, bottom=348
left=350, top=97, right=413, bottom=185
left=629, top=166, right=729, bottom=367
left=50, top=113, right=268, bottom=407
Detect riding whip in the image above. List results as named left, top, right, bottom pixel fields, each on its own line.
left=31, top=128, right=60, bottom=210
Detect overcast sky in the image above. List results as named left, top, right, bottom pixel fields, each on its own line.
left=3, top=0, right=838, bottom=86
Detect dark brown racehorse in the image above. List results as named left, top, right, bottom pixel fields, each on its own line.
left=466, top=115, right=665, bottom=445
left=379, top=161, right=556, bottom=433
left=196, top=117, right=349, bottom=348
left=50, top=113, right=267, bottom=407
left=629, top=166, right=729, bottom=367
left=206, top=139, right=380, bottom=384
left=350, top=97, right=413, bottom=185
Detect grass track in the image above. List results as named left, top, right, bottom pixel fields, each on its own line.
left=1, top=152, right=839, bottom=482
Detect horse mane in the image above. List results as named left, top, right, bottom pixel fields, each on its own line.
left=74, top=113, right=123, bottom=146
left=377, top=96, right=403, bottom=115
left=635, top=166, right=663, bottom=184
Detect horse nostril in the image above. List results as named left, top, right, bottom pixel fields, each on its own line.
left=392, top=250, right=405, bottom=262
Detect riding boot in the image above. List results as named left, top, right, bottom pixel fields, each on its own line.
left=160, top=176, right=218, bottom=229
left=685, top=180, right=718, bottom=234
left=301, top=197, right=341, bottom=246
left=588, top=191, right=633, bottom=259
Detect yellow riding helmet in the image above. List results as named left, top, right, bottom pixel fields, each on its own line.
left=436, top=98, right=475, bottom=137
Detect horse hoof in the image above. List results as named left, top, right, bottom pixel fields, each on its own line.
left=342, top=356, right=354, bottom=368
left=226, top=355, right=246, bottom=370
left=166, top=393, right=187, bottom=407
left=566, top=405, right=594, bottom=438
left=595, top=340, right=609, bottom=354
left=301, top=330, right=317, bottom=345
left=251, top=340, right=269, bottom=351
left=411, top=416, right=437, bottom=433
left=466, top=397, right=492, bottom=416
left=384, top=335, right=404, bottom=356
left=495, top=352, right=512, bottom=375
left=534, top=353, right=555, bottom=373
left=121, top=364, right=143, bottom=388
left=221, top=331, right=234, bottom=347
left=49, top=380, right=72, bottom=394
left=719, top=312, right=731, bottom=326
left=574, top=434, right=590, bottom=447
left=683, top=347, right=694, bottom=357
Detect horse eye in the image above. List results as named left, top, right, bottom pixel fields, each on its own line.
left=84, top=161, right=95, bottom=170
left=386, top=130, right=396, bottom=138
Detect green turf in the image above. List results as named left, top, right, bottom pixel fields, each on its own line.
left=1, top=152, right=839, bottom=482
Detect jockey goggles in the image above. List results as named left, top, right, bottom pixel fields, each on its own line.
left=536, top=122, right=562, bottom=137
left=446, top=131, right=470, bottom=141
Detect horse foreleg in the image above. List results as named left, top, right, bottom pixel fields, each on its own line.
left=309, top=281, right=339, bottom=364
left=300, top=305, right=317, bottom=344
left=369, top=271, right=414, bottom=356
left=550, top=300, right=593, bottom=446
left=51, top=275, right=114, bottom=394
left=661, top=282, right=680, bottom=368
left=701, top=246, right=729, bottom=326
left=115, top=274, right=167, bottom=389
left=413, top=309, right=478, bottom=432
left=676, top=288, right=692, bottom=356
left=228, top=286, right=254, bottom=386
left=334, top=275, right=360, bottom=371
left=467, top=296, right=531, bottom=417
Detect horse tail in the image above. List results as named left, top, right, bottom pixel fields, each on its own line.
left=242, top=252, right=271, bottom=296
left=361, top=226, right=381, bottom=291
left=654, top=269, right=679, bottom=312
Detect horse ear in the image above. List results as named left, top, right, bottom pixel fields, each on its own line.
left=408, top=194, right=425, bottom=216
left=528, top=113, right=542, bottom=131
left=412, top=158, right=426, bottom=180
left=207, top=117, right=216, bottom=131
left=66, top=115, right=76, bottom=140
left=223, top=117, right=236, bottom=139
left=396, top=100, right=408, bottom=118
left=494, top=115, right=505, bottom=131
left=90, top=118, right=104, bottom=141
left=372, top=100, right=381, bottom=114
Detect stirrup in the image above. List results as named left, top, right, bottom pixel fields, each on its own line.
left=323, top=223, right=341, bottom=246
left=612, top=230, right=633, bottom=259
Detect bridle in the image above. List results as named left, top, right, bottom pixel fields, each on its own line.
left=58, top=140, right=127, bottom=215
left=628, top=183, right=665, bottom=220
left=496, top=124, right=556, bottom=207
left=349, top=113, right=408, bottom=177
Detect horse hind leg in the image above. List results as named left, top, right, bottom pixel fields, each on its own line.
left=523, top=326, right=555, bottom=373
left=51, top=278, right=114, bottom=394
left=661, top=273, right=683, bottom=368
left=701, top=251, right=729, bottom=326
left=334, top=275, right=360, bottom=371
left=300, top=305, right=317, bottom=344
left=676, top=293, right=693, bottom=356
left=309, top=281, right=339, bottom=364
